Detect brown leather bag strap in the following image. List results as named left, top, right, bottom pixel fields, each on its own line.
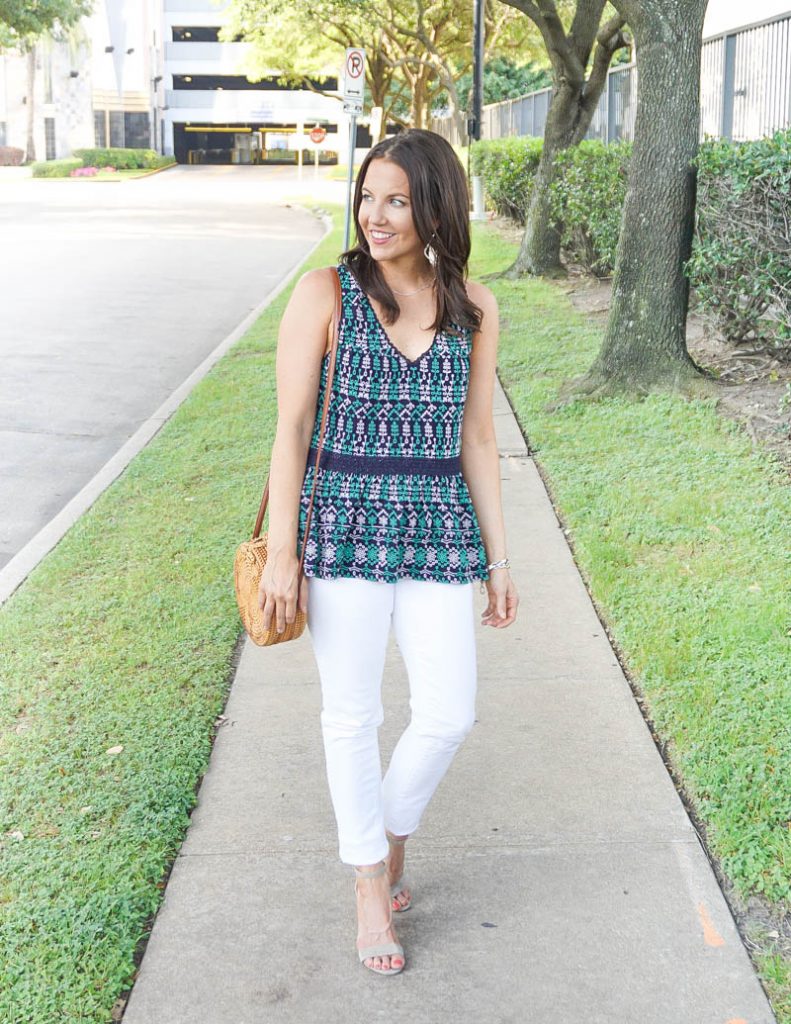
left=251, top=267, right=343, bottom=575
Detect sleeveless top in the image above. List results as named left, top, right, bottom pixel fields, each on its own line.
left=295, top=263, right=489, bottom=585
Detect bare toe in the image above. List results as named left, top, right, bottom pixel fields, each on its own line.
left=392, top=887, right=410, bottom=909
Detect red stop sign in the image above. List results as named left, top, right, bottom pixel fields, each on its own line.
left=310, top=126, right=326, bottom=144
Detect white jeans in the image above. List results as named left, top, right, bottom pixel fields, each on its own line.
left=306, top=575, right=478, bottom=866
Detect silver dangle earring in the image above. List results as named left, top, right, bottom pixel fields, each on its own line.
left=423, top=233, right=438, bottom=268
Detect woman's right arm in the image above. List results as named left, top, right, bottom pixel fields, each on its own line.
left=257, top=266, right=337, bottom=634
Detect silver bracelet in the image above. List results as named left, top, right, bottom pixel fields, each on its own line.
left=486, top=557, right=510, bottom=571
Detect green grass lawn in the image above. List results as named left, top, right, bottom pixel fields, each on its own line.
left=0, top=209, right=339, bottom=1021
left=470, top=223, right=791, bottom=1017
left=0, top=206, right=789, bottom=1021
left=327, top=161, right=362, bottom=180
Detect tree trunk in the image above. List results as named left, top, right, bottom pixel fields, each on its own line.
left=498, top=0, right=627, bottom=278
left=451, top=106, right=466, bottom=145
left=508, top=83, right=588, bottom=276
left=410, top=79, right=426, bottom=128
left=368, top=80, right=388, bottom=143
left=368, top=47, right=397, bottom=143
left=412, top=61, right=436, bottom=129
left=26, top=44, right=37, bottom=164
left=439, top=68, right=467, bottom=144
left=576, top=0, right=713, bottom=394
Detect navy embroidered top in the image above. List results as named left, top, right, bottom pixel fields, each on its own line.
left=295, top=263, right=489, bottom=584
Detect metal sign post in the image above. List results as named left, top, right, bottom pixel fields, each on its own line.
left=469, top=0, right=486, bottom=221
left=310, top=124, right=326, bottom=177
left=342, top=47, right=365, bottom=251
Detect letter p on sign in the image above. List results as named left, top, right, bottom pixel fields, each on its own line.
left=343, top=47, right=365, bottom=113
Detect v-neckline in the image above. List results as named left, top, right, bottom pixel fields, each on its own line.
left=359, top=283, right=441, bottom=367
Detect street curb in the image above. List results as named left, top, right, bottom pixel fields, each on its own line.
left=129, top=162, right=178, bottom=179
left=0, top=210, right=333, bottom=609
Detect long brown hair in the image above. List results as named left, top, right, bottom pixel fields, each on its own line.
left=339, top=128, right=483, bottom=335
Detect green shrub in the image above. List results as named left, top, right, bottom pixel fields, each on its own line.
left=31, top=150, right=174, bottom=178
left=73, top=147, right=162, bottom=169
left=0, top=145, right=24, bottom=166
left=472, top=136, right=630, bottom=272
left=471, top=129, right=790, bottom=348
left=548, top=139, right=631, bottom=276
left=686, top=129, right=791, bottom=347
left=31, top=158, right=82, bottom=178
left=471, top=136, right=543, bottom=224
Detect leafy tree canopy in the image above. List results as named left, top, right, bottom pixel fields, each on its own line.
left=451, top=56, right=552, bottom=108
left=225, top=0, right=541, bottom=131
left=0, top=0, right=92, bottom=46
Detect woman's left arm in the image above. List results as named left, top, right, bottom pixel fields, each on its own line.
left=461, top=282, right=519, bottom=628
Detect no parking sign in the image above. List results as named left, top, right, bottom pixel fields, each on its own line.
left=342, top=46, right=366, bottom=251
left=343, top=47, right=365, bottom=114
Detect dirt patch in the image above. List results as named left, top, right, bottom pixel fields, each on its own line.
left=484, top=215, right=791, bottom=478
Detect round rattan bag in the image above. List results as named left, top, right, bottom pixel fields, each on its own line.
left=233, top=534, right=307, bottom=646
left=233, top=267, right=341, bottom=647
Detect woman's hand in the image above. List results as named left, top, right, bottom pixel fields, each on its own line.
left=481, top=568, right=518, bottom=628
left=258, top=549, right=309, bottom=634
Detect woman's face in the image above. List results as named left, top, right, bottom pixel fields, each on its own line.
left=357, top=158, right=424, bottom=265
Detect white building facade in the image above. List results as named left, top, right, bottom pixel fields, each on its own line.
left=159, top=0, right=346, bottom=164
left=0, top=1, right=159, bottom=160
left=0, top=0, right=356, bottom=164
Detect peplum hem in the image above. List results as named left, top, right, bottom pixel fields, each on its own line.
left=299, top=524, right=490, bottom=585
left=296, top=467, right=490, bottom=585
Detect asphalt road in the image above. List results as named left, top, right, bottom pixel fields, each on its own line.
left=0, top=164, right=330, bottom=571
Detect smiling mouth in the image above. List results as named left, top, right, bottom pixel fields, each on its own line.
left=370, top=230, right=395, bottom=243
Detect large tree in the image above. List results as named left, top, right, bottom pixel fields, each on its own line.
left=0, top=0, right=92, bottom=162
left=496, top=0, right=630, bottom=276
left=224, top=1, right=411, bottom=138
left=226, top=0, right=530, bottom=142
left=381, top=0, right=531, bottom=138
left=449, top=56, right=551, bottom=107
left=557, top=0, right=717, bottom=400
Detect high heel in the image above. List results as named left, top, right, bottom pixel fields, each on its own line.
left=386, top=830, right=412, bottom=912
left=354, top=861, right=405, bottom=975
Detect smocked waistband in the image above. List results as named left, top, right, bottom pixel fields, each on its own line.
left=306, top=446, right=462, bottom=476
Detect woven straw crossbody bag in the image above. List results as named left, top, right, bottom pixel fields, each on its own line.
left=233, top=268, right=342, bottom=646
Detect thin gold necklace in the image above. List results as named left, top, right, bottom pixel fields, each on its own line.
left=390, top=278, right=435, bottom=297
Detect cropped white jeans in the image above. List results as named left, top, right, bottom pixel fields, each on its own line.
left=306, top=575, right=478, bottom=866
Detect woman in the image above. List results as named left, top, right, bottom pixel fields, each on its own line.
left=258, top=128, right=518, bottom=975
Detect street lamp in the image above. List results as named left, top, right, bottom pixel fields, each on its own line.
left=469, top=0, right=486, bottom=220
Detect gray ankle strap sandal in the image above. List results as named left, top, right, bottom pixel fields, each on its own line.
left=386, top=830, right=412, bottom=912
left=354, top=861, right=405, bottom=975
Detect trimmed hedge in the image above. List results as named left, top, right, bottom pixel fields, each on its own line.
left=687, top=129, right=791, bottom=345
left=31, top=158, right=82, bottom=178
left=30, top=151, right=176, bottom=179
left=470, top=135, right=542, bottom=224
left=471, top=130, right=791, bottom=347
left=72, top=147, right=168, bottom=170
left=548, top=139, right=631, bottom=276
left=150, top=154, right=176, bottom=169
left=472, top=136, right=629, bottom=273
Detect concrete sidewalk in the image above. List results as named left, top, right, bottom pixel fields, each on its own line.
left=122, top=378, right=776, bottom=1024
